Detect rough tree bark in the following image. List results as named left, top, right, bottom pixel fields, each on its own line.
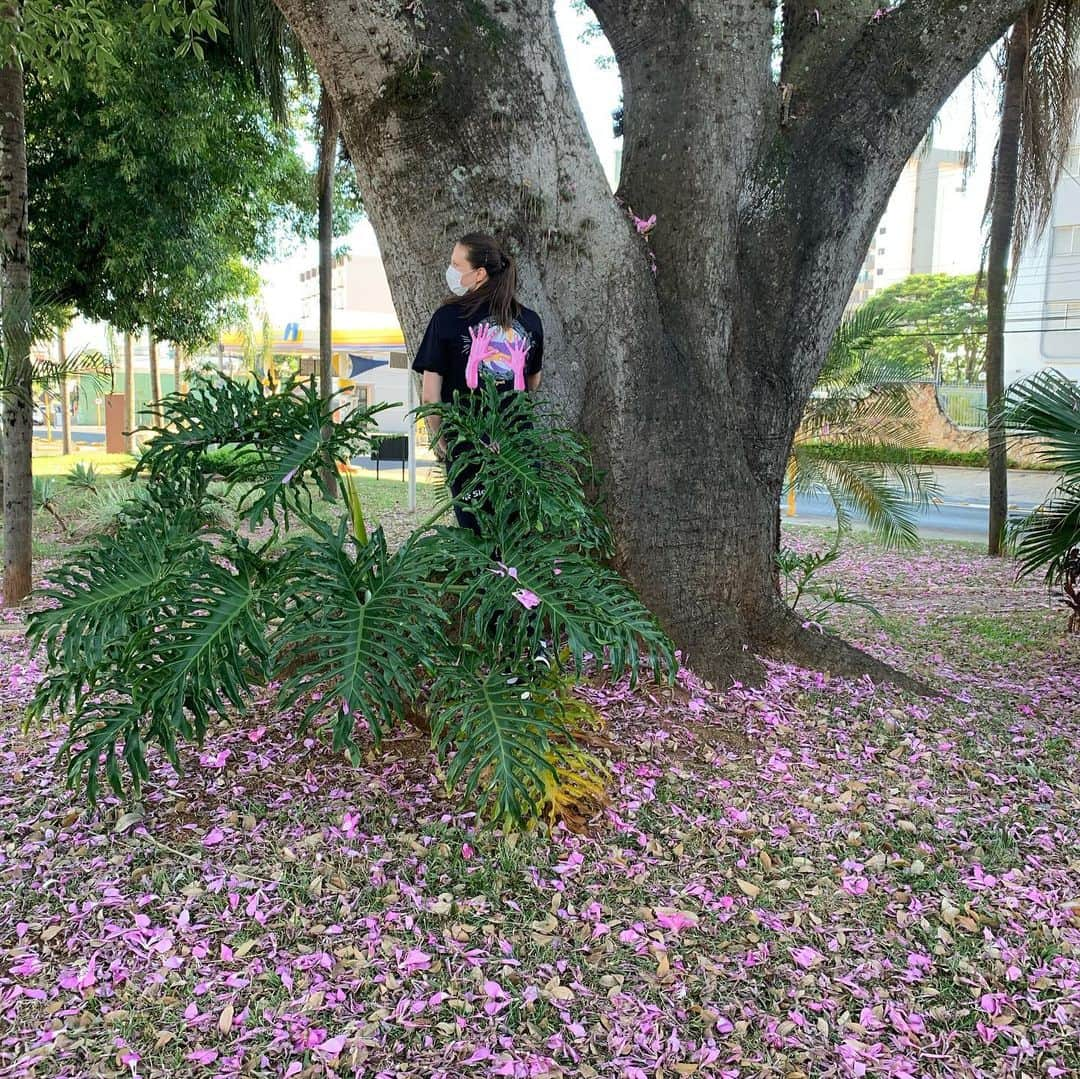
left=273, top=0, right=1028, bottom=683
left=986, top=14, right=1028, bottom=557
left=1, top=46, right=32, bottom=605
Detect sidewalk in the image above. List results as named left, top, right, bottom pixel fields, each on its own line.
left=930, top=466, right=1058, bottom=509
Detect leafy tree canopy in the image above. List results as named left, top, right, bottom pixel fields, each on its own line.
left=858, top=273, right=987, bottom=384
left=27, top=26, right=315, bottom=348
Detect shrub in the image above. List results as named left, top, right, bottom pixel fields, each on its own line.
left=66, top=461, right=99, bottom=491
left=27, top=375, right=673, bottom=825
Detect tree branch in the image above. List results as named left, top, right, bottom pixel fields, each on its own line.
left=744, top=0, right=1028, bottom=409
left=781, top=1, right=880, bottom=87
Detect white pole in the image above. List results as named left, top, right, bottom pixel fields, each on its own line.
left=407, top=372, right=417, bottom=512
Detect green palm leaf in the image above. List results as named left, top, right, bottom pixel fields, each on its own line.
left=1001, top=372, right=1080, bottom=581
left=136, top=374, right=384, bottom=527
left=790, top=446, right=939, bottom=549
left=1002, top=370, right=1080, bottom=479
left=27, top=504, right=203, bottom=673
left=138, top=542, right=276, bottom=746
left=420, top=381, right=611, bottom=553
left=1004, top=482, right=1080, bottom=581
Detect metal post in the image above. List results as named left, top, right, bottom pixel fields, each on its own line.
left=407, top=371, right=417, bottom=512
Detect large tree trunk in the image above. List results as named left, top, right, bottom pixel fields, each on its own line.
left=274, top=0, right=1029, bottom=682
left=318, top=85, right=338, bottom=498
left=58, top=329, right=72, bottom=456
left=123, top=331, right=135, bottom=451
left=986, top=14, right=1028, bottom=557
left=1, top=50, right=32, bottom=605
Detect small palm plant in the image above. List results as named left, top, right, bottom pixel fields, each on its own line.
left=66, top=461, right=99, bottom=491
left=789, top=306, right=941, bottom=548
left=1002, top=370, right=1080, bottom=594
left=27, top=375, right=673, bottom=824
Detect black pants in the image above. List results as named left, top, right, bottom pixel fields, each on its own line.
left=447, top=455, right=488, bottom=536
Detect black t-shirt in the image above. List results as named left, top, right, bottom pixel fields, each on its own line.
left=412, top=300, right=544, bottom=403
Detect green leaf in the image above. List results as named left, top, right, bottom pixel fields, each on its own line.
left=428, top=659, right=566, bottom=826
left=275, top=523, right=448, bottom=753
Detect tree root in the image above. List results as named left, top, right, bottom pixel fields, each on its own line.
left=755, top=607, right=938, bottom=697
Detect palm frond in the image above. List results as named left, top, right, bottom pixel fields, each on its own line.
left=1009, top=0, right=1080, bottom=267
left=138, top=541, right=277, bottom=747
left=432, top=515, right=676, bottom=683
left=213, top=0, right=309, bottom=124
left=1004, top=482, right=1080, bottom=581
left=27, top=504, right=204, bottom=676
left=419, top=380, right=612, bottom=555
left=135, top=374, right=384, bottom=527
left=791, top=450, right=939, bottom=549
left=1002, top=369, right=1080, bottom=479
left=31, top=347, right=113, bottom=394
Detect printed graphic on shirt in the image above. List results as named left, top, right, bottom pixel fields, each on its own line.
left=461, top=317, right=534, bottom=386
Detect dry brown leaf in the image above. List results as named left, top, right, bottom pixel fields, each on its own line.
left=736, top=879, right=761, bottom=899
left=218, top=1003, right=234, bottom=1035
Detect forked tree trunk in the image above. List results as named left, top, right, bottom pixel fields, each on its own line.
left=1, top=49, right=32, bottom=605
left=274, top=0, right=1029, bottom=682
left=986, top=14, right=1029, bottom=556
left=123, top=332, right=135, bottom=451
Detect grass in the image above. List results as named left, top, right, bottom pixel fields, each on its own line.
left=3, top=457, right=448, bottom=562
left=31, top=448, right=134, bottom=477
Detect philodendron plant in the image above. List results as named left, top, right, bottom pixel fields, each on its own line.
left=28, top=375, right=674, bottom=825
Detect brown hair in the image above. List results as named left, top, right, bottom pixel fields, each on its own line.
left=442, top=232, right=521, bottom=330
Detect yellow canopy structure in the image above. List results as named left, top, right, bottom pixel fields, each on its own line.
left=218, top=313, right=405, bottom=353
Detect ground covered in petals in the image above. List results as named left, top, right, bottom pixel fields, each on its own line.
left=1, top=530, right=1077, bottom=1078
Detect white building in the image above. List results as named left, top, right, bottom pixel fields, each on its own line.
left=1004, top=143, right=1080, bottom=384
left=849, top=146, right=972, bottom=308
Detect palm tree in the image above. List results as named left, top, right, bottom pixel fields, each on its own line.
left=317, top=83, right=339, bottom=496
left=984, top=0, right=1080, bottom=556
left=1002, top=370, right=1080, bottom=594
left=788, top=306, right=941, bottom=549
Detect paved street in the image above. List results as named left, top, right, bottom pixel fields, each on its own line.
left=786, top=466, right=1058, bottom=541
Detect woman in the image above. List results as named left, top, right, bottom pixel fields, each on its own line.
left=413, top=232, right=544, bottom=532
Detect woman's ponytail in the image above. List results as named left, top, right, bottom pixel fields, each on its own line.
left=445, top=232, right=521, bottom=329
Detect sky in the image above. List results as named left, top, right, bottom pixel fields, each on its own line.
left=261, top=4, right=1005, bottom=317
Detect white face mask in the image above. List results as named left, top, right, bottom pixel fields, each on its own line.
left=446, top=264, right=470, bottom=296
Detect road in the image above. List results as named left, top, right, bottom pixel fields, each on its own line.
left=786, top=467, right=1057, bottom=541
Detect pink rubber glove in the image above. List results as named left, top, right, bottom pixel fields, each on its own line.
left=465, top=323, right=497, bottom=389
left=507, top=336, right=531, bottom=392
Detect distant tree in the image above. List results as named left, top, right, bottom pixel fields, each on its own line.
left=858, top=274, right=987, bottom=384
left=27, top=34, right=312, bottom=358
left=0, top=0, right=225, bottom=602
